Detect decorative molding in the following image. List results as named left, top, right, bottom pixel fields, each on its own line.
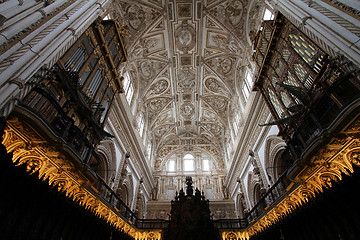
left=246, top=115, right=360, bottom=236
left=2, top=116, right=161, bottom=240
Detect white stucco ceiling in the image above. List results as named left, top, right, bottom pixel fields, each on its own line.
left=110, top=0, right=265, bottom=171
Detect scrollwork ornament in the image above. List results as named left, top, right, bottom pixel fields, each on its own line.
left=2, top=117, right=141, bottom=238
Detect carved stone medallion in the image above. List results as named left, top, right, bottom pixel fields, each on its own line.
left=149, top=79, right=169, bottom=95
left=180, top=102, right=195, bottom=118
left=175, top=22, right=196, bottom=52
left=127, top=5, right=145, bottom=30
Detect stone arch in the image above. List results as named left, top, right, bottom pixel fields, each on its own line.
left=96, top=139, right=117, bottom=185
left=253, top=183, right=262, bottom=206
left=136, top=193, right=146, bottom=219
left=264, top=135, right=287, bottom=184
left=95, top=152, right=110, bottom=183
left=235, top=193, right=246, bottom=218
left=122, top=174, right=134, bottom=207
left=247, top=171, right=262, bottom=208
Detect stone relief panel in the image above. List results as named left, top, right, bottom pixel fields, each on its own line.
left=204, top=77, right=231, bottom=96
left=180, top=102, right=195, bottom=118
left=175, top=21, right=196, bottom=52
left=177, top=67, right=196, bottom=91
left=146, top=97, right=172, bottom=114
left=205, top=56, right=237, bottom=77
left=127, top=4, right=146, bottom=30
left=208, top=0, right=250, bottom=34
left=200, top=122, right=223, bottom=137
left=145, top=79, right=169, bottom=99
left=247, top=0, right=265, bottom=44
left=151, top=110, right=174, bottom=128
left=202, top=109, right=218, bottom=122
left=114, top=2, right=162, bottom=46
left=177, top=3, right=193, bottom=19
left=206, top=31, right=230, bottom=51
left=202, top=96, right=228, bottom=113
left=153, top=124, right=175, bottom=145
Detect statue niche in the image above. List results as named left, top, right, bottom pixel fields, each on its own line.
left=163, top=176, right=220, bottom=240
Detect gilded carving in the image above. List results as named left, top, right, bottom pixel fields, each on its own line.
left=244, top=117, right=360, bottom=237
left=2, top=117, right=163, bottom=240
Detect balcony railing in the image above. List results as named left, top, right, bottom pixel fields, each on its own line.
left=212, top=218, right=248, bottom=229
left=95, top=174, right=139, bottom=224
left=245, top=171, right=291, bottom=225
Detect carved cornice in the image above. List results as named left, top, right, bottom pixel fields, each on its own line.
left=246, top=115, right=360, bottom=237
left=220, top=114, right=360, bottom=239
left=5, top=115, right=360, bottom=239
left=2, top=116, right=161, bottom=240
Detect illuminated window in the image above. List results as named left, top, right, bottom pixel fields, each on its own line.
left=183, top=154, right=194, bottom=171
left=168, top=160, right=175, bottom=172
left=243, top=71, right=254, bottom=99
left=122, top=73, right=134, bottom=104
left=103, top=14, right=111, bottom=20
left=263, top=9, right=274, bottom=21
left=206, top=188, right=213, bottom=199
left=203, top=159, right=210, bottom=171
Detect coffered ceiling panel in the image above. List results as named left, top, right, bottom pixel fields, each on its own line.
left=110, top=0, right=265, bottom=171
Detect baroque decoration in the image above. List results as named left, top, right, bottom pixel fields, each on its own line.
left=2, top=117, right=162, bottom=240
left=245, top=115, right=360, bottom=237
left=108, top=0, right=263, bottom=171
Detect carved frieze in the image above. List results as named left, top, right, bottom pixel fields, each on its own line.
left=203, top=95, right=228, bottom=113
left=2, top=117, right=163, bottom=240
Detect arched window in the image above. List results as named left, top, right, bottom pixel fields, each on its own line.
left=183, top=154, right=194, bottom=171
left=263, top=9, right=274, bottom=21
left=242, top=71, right=253, bottom=99
left=168, top=160, right=175, bottom=172
left=120, top=184, right=129, bottom=206
left=203, top=159, right=210, bottom=171
left=122, top=72, right=134, bottom=104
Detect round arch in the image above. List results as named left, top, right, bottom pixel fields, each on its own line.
left=264, top=135, right=287, bottom=184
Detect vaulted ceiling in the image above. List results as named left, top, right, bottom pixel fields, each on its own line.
left=110, top=0, right=265, bottom=171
